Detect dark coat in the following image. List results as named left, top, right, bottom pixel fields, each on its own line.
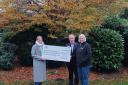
left=66, top=42, right=77, bottom=64
left=76, top=42, right=92, bottom=67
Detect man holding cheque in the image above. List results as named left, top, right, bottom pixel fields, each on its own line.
left=66, top=34, right=79, bottom=85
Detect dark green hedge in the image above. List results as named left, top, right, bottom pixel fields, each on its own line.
left=88, top=28, right=124, bottom=71
left=0, top=43, right=17, bottom=70
left=101, top=15, right=128, bottom=34
left=122, top=29, right=128, bottom=65
left=120, top=8, right=128, bottom=19
left=101, top=15, right=128, bottom=66
left=8, top=24, right=67, bottom=68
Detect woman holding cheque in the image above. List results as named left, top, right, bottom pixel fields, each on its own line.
left=31, top=36, right=46, bottom=85
left=76, top=34, right=92, bottom=85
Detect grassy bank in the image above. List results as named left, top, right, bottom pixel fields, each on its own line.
left=1, top=76, right=128, bottom=85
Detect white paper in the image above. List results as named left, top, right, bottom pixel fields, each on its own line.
left=41, top=45, right=71, bottom=62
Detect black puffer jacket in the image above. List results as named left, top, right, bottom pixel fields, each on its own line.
left=76, top=42, right=92, bottom=67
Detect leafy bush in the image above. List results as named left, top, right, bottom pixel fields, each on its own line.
left=0, top=24, right=66, bottom=68
left=102, top=15, right=128, bottom=66
left=102, top=15, right=128, bottom=34
left=0, top=43, right=17, bottom=70
left=0, top=53, right=14, bottom=70
left=0, top=29, right=17, bottom=70
left=0, top=43, right=17, bottom=53
left=17, top=42, right=33, bottom=66
left=9, top=24, right=49, bottom=45
left=122, top=29, right=128, bottom=65
left=1, top=32, right=16, bottom=43
left=0, top=28, right=16, bottom=42
left=7, top=24, right=49, bottom=66
left=120, top=8, right=128, bottom=19
left=88, top=28, right=124, bottom=71
left=8, top=24, right=67, bottom=67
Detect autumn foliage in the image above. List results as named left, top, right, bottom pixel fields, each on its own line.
left=0, top=0, right=124, bottom=32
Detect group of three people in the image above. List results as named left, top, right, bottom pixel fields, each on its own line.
left=31, top=34, right=92, bottom=85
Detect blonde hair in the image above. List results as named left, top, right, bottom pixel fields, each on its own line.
left=78, top=34, right=86, bottom=42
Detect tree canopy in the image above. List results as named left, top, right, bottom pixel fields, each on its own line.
left=0, top=0, right=124, bottom=32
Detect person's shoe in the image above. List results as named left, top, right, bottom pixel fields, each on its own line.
left=74, top=84, right=79, bottom=85
left=69, top=83, right=73, bottom=85
left=74, top=80, right=79, bottom=85
left=69, top=81, right=73, bottom=85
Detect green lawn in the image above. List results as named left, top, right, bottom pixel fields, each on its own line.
left=1, top=76, right=128, bottom=85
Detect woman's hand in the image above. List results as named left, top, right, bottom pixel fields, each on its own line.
left=40, top=57, right=46, bottom=61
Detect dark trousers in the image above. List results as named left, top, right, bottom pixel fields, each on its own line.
left=66, top=59, right=79, bottom=85
left=34, top=82, right=42, bottom=85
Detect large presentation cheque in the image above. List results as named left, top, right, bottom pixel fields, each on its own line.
left=42, top=45, right=71, bottom=62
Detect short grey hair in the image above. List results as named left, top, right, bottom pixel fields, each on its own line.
left=78, top=34, right=86, bottom=42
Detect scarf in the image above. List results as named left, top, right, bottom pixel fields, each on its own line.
left=35, top=41, right=44, bottom=46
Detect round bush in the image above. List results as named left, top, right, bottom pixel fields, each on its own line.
left=88, top=28, right=124, bottom=71
left=0, top=43, right=17, bottom=70
left=0, top=53, right=14, bottom=70
left=102, top=15, right=128, bottom=34
left=101, top=15, right=128, bottom=66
